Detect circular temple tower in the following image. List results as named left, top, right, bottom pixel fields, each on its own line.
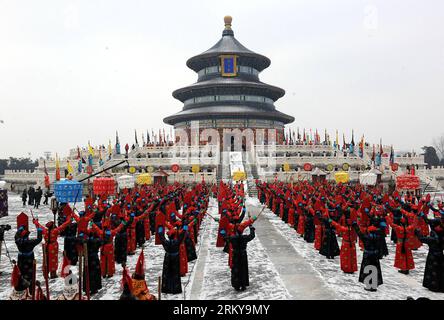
left=163, top=16, right=294, bottom=151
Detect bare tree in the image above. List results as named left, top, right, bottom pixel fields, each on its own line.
left=433, top=134, right=444, bottom=160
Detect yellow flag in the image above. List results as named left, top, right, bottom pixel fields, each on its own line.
left=55, top=153, right=61, bottom=181
left=55, top=153, right=60, bottom=170
left=335, top=130, right=339, bottom=146
left=88, top=141, right=94, bottom=156
left=67, top=160, right=74, bottom=174
left=108, top=139, right=112, bottom=156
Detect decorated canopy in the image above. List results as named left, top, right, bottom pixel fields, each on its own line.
left=54, top=179, right=83, bottom=203
left=334, top=171, right=349, bottom=184
left=136, top=173, right=152, bottom=185
left=359, top=172, right=377, bottom=186
left=93, top=177, right=116, bottom=196
left=232, top=170, right=246, bottom=181
left=117, top=175, right=136, bottom=189
left=311, top=168, right=327, bottom=176
left=396, top=174, right=420, bottom=190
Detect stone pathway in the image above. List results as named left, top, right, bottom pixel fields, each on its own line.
left=246, top=201, right=336, bottom=299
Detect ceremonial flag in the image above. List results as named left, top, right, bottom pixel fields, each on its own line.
left=115, top=131, right=121, bottom=155
left=389, top=145, right=395, bottom=165
left=77, top=146, right=81, bottom=160
left=376, top=151, right=382, bottom=166
left=88, top=141, right=94, bottom=156
left=135, top=130, right=139, bottom=146
left=303, top=129, right=306, bottom=144
left=379, top=138, right=383, bottom=155
left=371, top=144, right=376, bottom=163
left=349, top=130, right=355, bottom=154
left=297, top=127, right=300, bottom=141
left=359, top=135, right=364, bottom=158
left=55, top=153, right=61, bottom=181
left=77, top=159, right=83, bottom=173
left=43, top=160, right=48, bottom=176
left=108, top=139, right=112, bottom=159
left=142, top=133, right=146, bottom=146
left=147, top=130, right=150, bottom=144
left=335, top=130, right=339, bottom=149
left=163, top=128, right=166, bottom=144
left=67, top=160, right=74, bottom=174
left=342, top=133, right=346, bottom=151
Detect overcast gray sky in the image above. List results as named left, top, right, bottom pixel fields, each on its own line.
left=0, top=0, right=443, bottom=158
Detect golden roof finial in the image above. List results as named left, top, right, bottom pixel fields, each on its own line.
left=224, top=15, right=232, bottom=29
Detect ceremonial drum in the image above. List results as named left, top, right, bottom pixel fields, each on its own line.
left=93, top=177, right=116, bottom=197
left=54, top=180, right=83, bottom=203
left=117, top=175, right=136, bottom=190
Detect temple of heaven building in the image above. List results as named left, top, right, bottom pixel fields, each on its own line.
left=163, top=16, right=294, bottom=150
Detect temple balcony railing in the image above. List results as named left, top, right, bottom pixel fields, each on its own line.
left=3, top=170, right=45, bottom=183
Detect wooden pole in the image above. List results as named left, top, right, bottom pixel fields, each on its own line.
left=31, top=259, right=36, bottom=300
left=83, top=243, right=90, bottom=300
left=42, top=244, right=50, bottom=300
left=158, top=276, right=161, bottom=301
left=78, top=248, right=83, bottom=300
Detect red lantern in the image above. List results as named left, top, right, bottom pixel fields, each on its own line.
left=303, top=163, right=313, bottom=172
left=171, top=164, right=180, bottom=173
left=93, top=177, right=116, bottom=196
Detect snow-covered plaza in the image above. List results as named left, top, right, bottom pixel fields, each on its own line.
left=1, top=193, right=443, bottom=300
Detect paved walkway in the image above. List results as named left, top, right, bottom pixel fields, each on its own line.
left=246, top=202, right=336, bottom=300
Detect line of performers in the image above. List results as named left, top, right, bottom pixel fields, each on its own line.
left=211, top=182, right=257, bottom=292
left=256, top=180, right=444, bottom=292
left=7, top=182, right=210, bottom=300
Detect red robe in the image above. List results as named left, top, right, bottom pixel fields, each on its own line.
left=155, top=209, right=166, bottom=245
left=388, top=216, right=416, bottom=271
left=92, top=223, right=124, bottom=277
left=332, top=221, right=358, bottom=273
left=179, top=235, right=188, bottom=276
left=216, top=213, right=230, bottom=247
left=314, top=215, right=323, bottom=250
left=34, top=218, right=71, bottom=273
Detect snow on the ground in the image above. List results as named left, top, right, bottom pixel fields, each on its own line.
left=0, top=193, right=206, bottom=300
left=198, top=198, right=291, bottom=300
left=3, top=192, right=442, bottom=300
left=245, top=196, right=444, bottom=300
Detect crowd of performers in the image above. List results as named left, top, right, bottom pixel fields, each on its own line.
left=256, top=180, right=444, bottom=292
left=5, top=177, right=443, bottom=300
left=7, top=182, right=211, bottom=300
